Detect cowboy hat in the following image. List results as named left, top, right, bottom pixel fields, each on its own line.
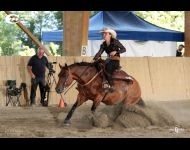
left=100, top=27, right=117, bottom=39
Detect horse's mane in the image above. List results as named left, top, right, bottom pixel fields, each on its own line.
left=74, top=61, right=96, bottom=67
left=71, top=60, right=104, bottom=72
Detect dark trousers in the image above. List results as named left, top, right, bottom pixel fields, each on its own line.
left=30, top=77, right=46, bottom=104
left=104, top=59, right=120, bottom=84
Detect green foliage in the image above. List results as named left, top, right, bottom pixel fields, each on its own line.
left=0, top=11, right=185, bottom=56
left=18, top=46, right=36, bottom=56
left=54, top=11, right=63, bottom=30
left=134, top=11, right=184, bottom=32
left=0, top=11, right=63, bottom=56
left=0, top=12, right=22, bottom=55
left=14, top=11, right=61, bottom=51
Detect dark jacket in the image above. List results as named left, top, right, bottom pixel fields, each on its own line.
left=94, top=38, right=126, bottom=60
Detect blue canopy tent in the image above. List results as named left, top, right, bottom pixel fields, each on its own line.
left=42, top=11, right=184, bottom=42
left=41, top=11, right=184, bottom=56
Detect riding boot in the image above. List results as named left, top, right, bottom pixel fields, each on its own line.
left=102, top=75, right=110, bottom=89
left=103, top=75, right=114, bottom=92
left=107, top=75, right=114, bottom=92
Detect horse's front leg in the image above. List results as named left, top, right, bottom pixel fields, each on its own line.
left=91, top=101, right=101, bottom=114
left=63, top=94, right=86, bottom=125
left=63, top=101, right=77, bottom=125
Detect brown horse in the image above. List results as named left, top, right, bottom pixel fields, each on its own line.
left=55, top=60, right=144, bottom=125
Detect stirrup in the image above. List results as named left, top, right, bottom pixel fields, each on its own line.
left=102, top=82, right=110, bottom=89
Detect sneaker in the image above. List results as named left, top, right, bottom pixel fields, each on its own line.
left=42, top=101, right=48, bottom=107
left=30, top=103, right=36, bottom=107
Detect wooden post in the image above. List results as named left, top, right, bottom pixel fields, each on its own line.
left=63, top=11, right=89, bottom=56
left=184, top=11, right=190, bottom=57
left=4, top=11, right=52, bottom=56
left=81, top=11, right=90, bottom=56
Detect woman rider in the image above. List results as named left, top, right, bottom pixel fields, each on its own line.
left=93, top=27, right=126, bottom=90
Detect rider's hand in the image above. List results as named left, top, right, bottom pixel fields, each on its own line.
left=110, top=51, right=117, bottom=56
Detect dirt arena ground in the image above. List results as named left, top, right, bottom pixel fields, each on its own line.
left=0, top=100, right=190, bottom=138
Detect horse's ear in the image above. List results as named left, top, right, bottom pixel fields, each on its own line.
left=65, top=63, right=68, bottom=69
left=59, top=63, right=63, bottom=68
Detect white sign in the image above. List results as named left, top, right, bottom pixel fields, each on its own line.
left=169, top=126, right=185, bottom=133
left=81, top=45, right=87, bottom=56
left=5, top=14, right=19, bottom=24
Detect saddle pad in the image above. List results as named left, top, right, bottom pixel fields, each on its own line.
left=112, top=70, right=133, bottom=81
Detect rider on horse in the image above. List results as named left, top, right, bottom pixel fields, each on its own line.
left=93, top=27, right=126, bottom=90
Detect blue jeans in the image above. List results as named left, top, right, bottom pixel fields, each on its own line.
left=30, top=77, right=46, bottom=104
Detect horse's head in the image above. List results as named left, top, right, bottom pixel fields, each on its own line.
left=55, top=63, right=74, bottom=94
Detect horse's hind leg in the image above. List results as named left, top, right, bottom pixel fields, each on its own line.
left=63, top=94, right=86, bottom=125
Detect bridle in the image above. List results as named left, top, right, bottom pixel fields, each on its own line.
left=60, top=65, right=103, bottom=94
left=62, top=68, right=72, bottom=90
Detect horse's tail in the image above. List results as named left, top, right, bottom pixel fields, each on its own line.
left=137, top=98, right=146, bottom=107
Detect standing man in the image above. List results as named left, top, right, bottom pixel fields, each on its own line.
left=27, top=46, right=49, bottom=106
left=176, top=44, right=184, bottom=57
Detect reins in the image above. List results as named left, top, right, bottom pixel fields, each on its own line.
left=78, top=69, right=103, bottom=87
left=63, top=61, right=101, bottom=95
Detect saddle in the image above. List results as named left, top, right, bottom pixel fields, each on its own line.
left=95, top=59, right=133, bottom=84
left=112, top=69, right=133, bottom=84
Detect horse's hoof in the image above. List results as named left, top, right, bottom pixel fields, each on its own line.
left=64, top=120, right=71, bottom=126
